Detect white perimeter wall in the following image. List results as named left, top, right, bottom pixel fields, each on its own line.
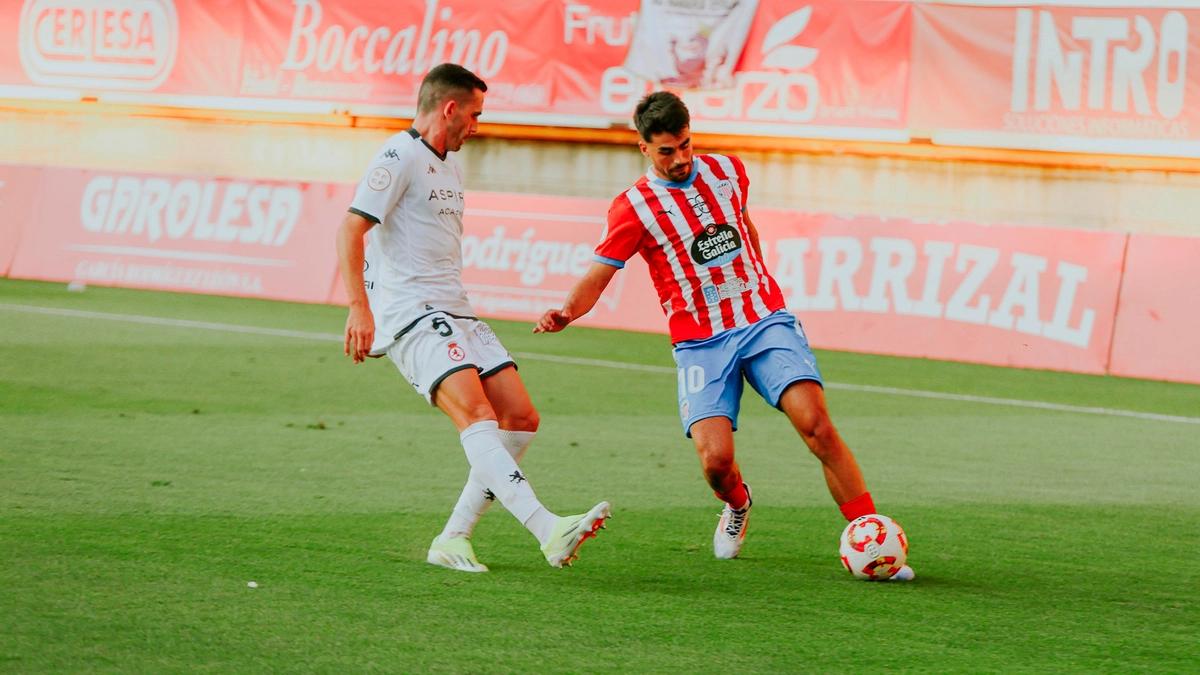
left=1, top=108, right=1197, bottom=237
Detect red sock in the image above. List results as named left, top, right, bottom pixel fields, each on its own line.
left=839, top=492, right=875, bottom=521
left=716, top=482, right=749, bottom=511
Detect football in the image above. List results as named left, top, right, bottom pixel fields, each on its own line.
left=839, top=514, right=908, bottom=580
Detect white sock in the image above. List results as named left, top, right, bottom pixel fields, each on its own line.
left=526, top=507, right=557, bottom=546
left=442, top=429, right=535, bottom=539
left=493, top=432, right=558, bottom=545
left=458, top=421, right=553, bottom=529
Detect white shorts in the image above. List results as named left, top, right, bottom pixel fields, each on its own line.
left=385, top=312, right=515, bottom=404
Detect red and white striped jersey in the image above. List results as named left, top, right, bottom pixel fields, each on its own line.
left=596, top=153, right=785, bottom=343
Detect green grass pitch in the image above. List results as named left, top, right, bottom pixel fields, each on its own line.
left=2, top=278, right=1198, bottom=672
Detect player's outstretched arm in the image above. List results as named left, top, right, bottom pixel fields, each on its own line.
left=336, top=212, right=376, bottom=363
left=534, top=262, right=618, bottom=333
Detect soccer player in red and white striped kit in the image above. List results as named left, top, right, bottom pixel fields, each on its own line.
left=537, top=91, right=912, bottom=579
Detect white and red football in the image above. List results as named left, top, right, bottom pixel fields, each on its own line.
left=839, top=514, right=909, bottom=580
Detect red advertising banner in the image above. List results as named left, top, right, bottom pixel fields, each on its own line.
left=755, top=212, right=1128, bottom=374
left=330, top=194, right=1128, bottom=374
left=5, top=1, right=1200, bottom=156
left=912, top=3, right=1200, bottom=157
left=0, top=0, right=910, bottom=140
left=238, top=0, right=566, bottom=116
left=0, top=0, right=242, bottom=100
left=9, top=168, right=1194, bottom=381
left=237, top=0, right=912, bottom=137
left=0, top=165, right=42, bottom=275
left=1108, top=234, right=1200, bottom=384
left=7, top=166, right=352, bottom=303
left=606, top=0, right=911, bottom=139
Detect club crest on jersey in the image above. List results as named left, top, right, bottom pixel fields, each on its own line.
left=447, top=342, right=466, bottom=361
left=690, top=223, right=742, bottom=267
left=715, top=180, right=734, bottom=201
left=368, top=167, right=391, bottom=191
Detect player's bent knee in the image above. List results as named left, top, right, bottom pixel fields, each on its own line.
left=790, top=407, right=823, bottom=437
left=699, top=451, right=736, bottom=483
left=450, top=401, right=498, bottom=426
left=500, top=408, right=540, bottom=432
left=803, top=418, right=843, bottom=458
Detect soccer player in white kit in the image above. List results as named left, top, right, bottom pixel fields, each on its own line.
left=536, top=91, right=912, bottom=580
left=336, top=64, right=611, bottom=571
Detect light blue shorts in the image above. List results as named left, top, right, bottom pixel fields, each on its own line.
left=672, top=310, right=823, bottom=437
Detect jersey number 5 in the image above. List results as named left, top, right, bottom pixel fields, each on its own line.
left=431, top=317, right=453, bottom=337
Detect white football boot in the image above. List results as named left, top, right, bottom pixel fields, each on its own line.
left=888, top=565, right=916, bottom=582
left=427, top=534, right=489, bottom=573
left=541, top=501, right=611, bottom=568
left=713, top=484, right=752, bottom=559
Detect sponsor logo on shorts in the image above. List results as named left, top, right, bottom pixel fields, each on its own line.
left=447, top=342, right=465, bottom=361
left=472, top=322, right=497, bottom=346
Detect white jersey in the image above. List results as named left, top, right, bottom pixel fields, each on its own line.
left=349, top=129, right=475, bottom=355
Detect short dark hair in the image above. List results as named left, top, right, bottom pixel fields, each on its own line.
left=633, top=91, right=690, bottom=141
left=417, top=63, right=488, bottom=114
